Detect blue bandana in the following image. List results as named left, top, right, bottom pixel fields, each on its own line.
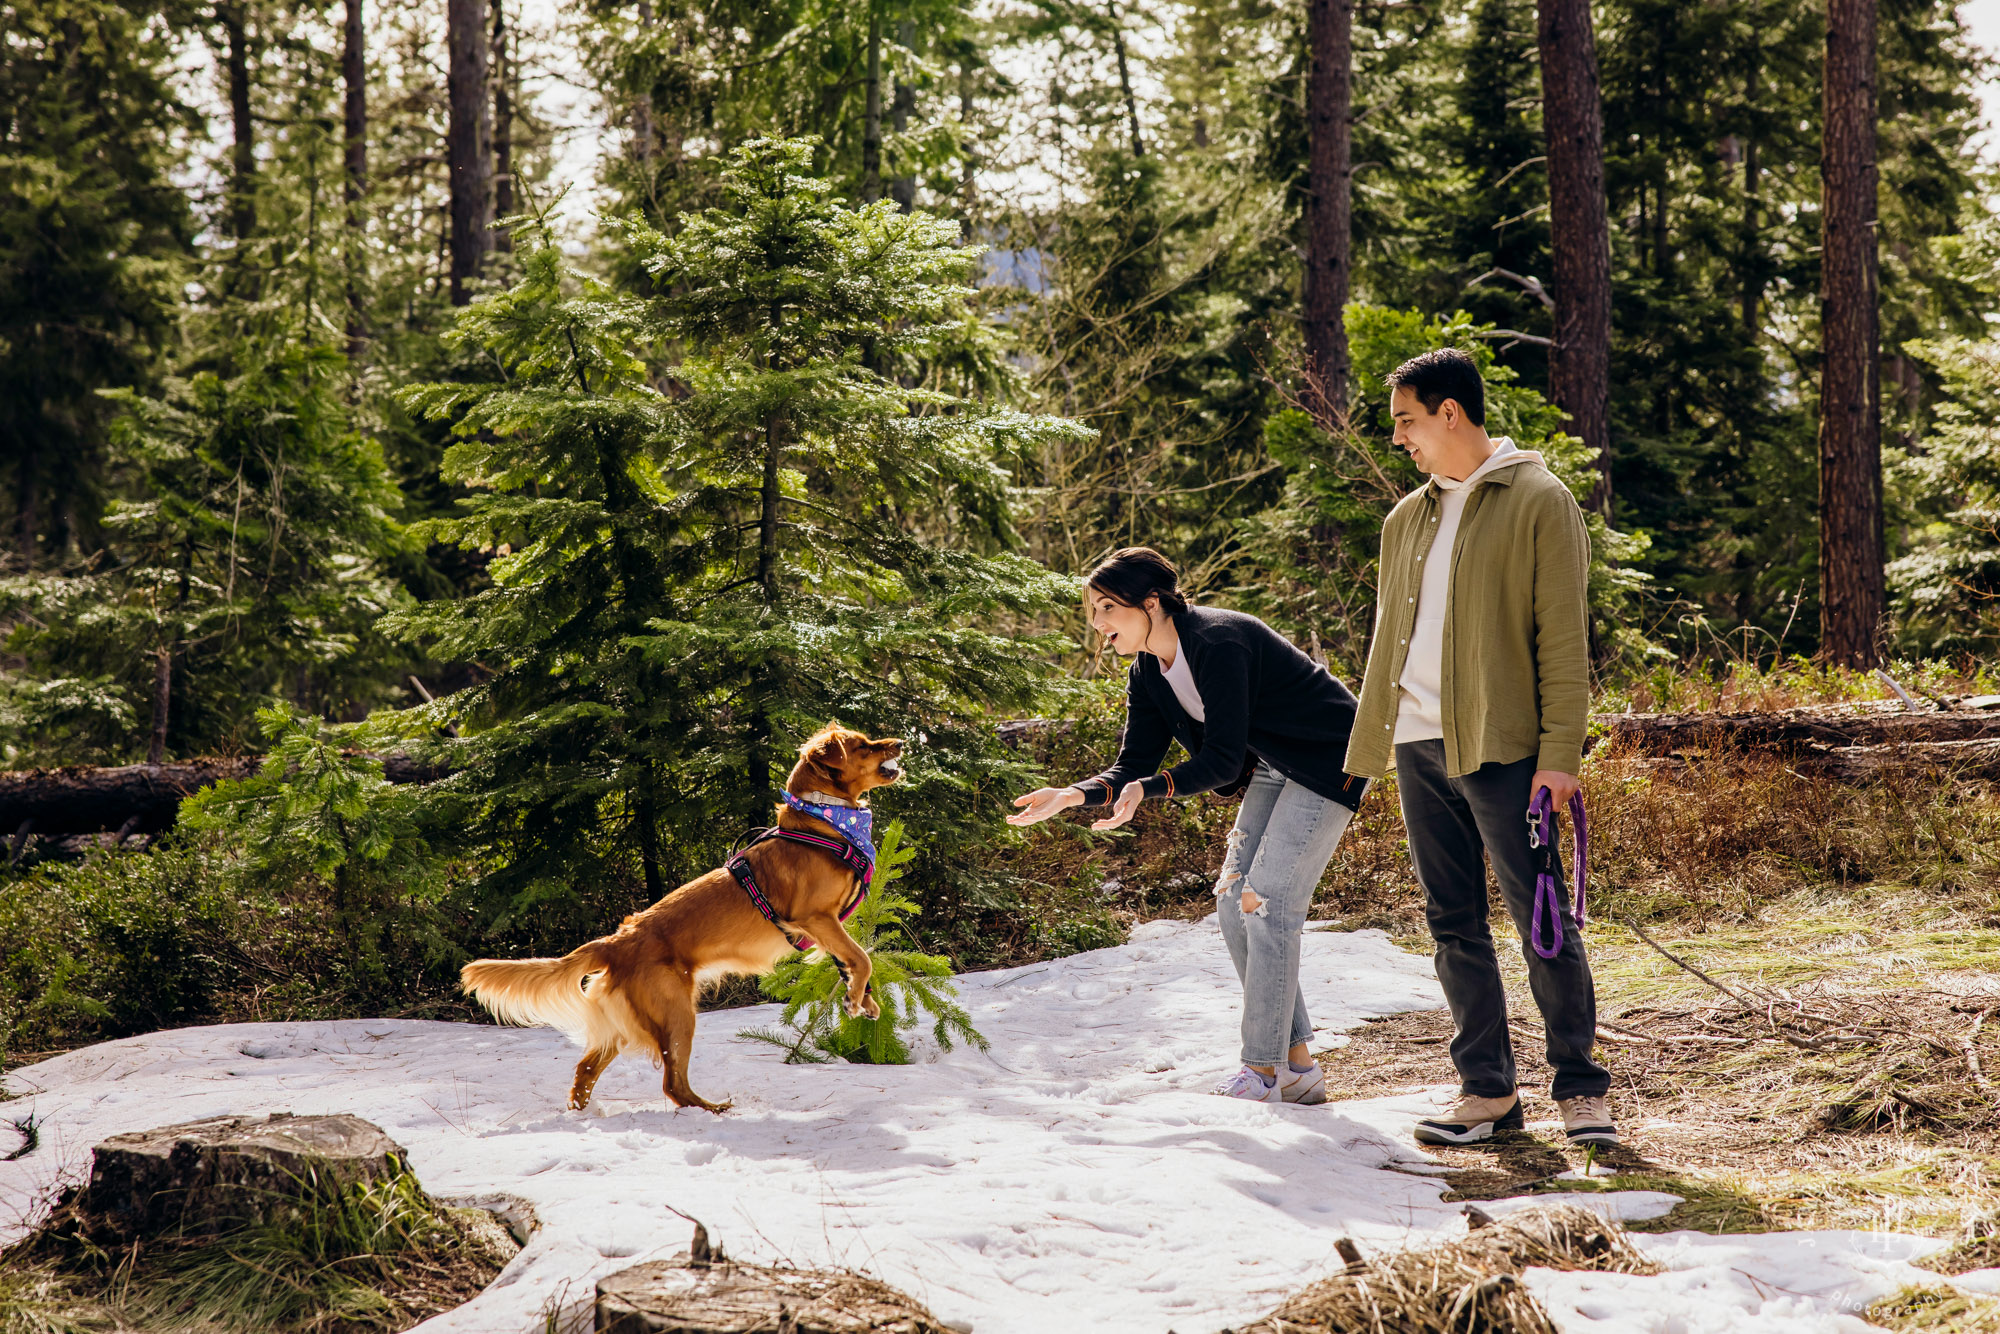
left=782, top=791, right=876, bottom=864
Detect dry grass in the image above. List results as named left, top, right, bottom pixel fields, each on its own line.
left=1224, top=1204, right=1659, bottom=1334
left=1321, top=921, right=2000, bottom=1241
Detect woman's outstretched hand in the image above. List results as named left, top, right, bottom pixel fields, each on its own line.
left=1090, top=781, right=1145, bottom=831
left=1008, top=786, right=1084, bottom=827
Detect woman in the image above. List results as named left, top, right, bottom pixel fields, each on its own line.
left=1008, top=548, right=1368, bottom=1103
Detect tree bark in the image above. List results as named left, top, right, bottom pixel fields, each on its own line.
left=1740, top=49, right=1762, bottom=338
left=343, top=0, right=367, bottom=362
left=1536, top=0, right=1614, bottom=514
left=447, top=0, right=493, bottom=305
left=1818, top=0, right=1885, bottom=668
left=889, top=15, right=915, bottom=212
left=15, top=445, right=37, bottom=569
left=221, top=2, right=256, bottom=243
left=1107, top=0, right=1144, bottom=158
left=862, top=7, right=883, bottom=202
left=492, top=0, right=512, bottom=251
left=1301, top=0, right=1351, bottom=426
left=633, top=0, right=657, bottom=175
left=957, top=60, right=976, bottom=235
left=146, top=646, right=171, bottom=766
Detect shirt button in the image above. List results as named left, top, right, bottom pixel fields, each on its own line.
left=1416, top=555, right=1423, bottom=562
left=1400, top=639, right=1407, bottom=645
left=1384, top=723, right=1392, bottom=730
left=1408, top=597, right=1415, bottom=603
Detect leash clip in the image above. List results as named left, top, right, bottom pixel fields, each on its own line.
left=1525, top=803, right=1544, bottom=849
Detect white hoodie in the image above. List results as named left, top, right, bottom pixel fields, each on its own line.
left=1393, top=438, right=1544, bottom=745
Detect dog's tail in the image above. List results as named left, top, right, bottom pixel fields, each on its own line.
left=461, top=944, right=610, bottom=1047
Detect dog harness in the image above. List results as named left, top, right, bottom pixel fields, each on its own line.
left=725, top=798, right=874, bottom=952
left=1526, top=787, right=1589, bottom=960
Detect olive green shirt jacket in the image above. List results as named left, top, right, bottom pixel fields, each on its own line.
left=1343, top=456, right=1592, bottom=780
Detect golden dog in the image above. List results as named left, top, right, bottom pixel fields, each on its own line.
left=460, top=723, right=903, bottom=1112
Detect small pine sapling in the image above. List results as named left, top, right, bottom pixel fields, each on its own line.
left=741, top=820, right=986, bottom=1065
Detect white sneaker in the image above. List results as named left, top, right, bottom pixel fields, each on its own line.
left=1279, top=1062, right=1327, bottom=1105
left=1213, top=1066, right=1283, bottom=1102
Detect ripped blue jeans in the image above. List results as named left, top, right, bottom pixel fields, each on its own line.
left=1215, top=761, right=1358, bottom=1067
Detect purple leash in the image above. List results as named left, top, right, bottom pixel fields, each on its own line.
left=1526, top=787, right=1589, bottom=960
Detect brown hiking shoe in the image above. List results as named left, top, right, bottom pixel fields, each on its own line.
left=1414, top=1092, right=1523, bottom=1145
left=1559, top=1095, right=1619, bottom=1145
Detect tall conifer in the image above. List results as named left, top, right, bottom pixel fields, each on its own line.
left=390, top=138, right=1083, bottom=936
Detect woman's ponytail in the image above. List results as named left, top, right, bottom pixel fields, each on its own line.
left=1086, top=547, right=1189, bottom=615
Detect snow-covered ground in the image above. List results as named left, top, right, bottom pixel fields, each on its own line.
left=1, top=917, right=1989, bottom=1332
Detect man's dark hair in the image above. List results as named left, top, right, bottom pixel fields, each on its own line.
left=1086, top=547, right=1190, bottom=615
left=1385, top=348, right=1487, bottom=427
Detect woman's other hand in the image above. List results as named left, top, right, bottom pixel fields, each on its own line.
left=1007, top=786, right=1084, bottom=826
left=1089, top=781, right=1145, bottom=831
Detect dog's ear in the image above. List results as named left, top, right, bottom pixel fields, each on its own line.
left=804, top=732, right=849, bottom=785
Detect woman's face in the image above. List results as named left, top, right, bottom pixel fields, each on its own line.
left=1088, top=588, right=1155, bottom=656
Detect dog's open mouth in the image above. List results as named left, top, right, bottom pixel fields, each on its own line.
left=878, top=757, right=902, bottom=778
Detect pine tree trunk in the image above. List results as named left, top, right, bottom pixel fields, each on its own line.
left=447, top=0, right=492, bottom=305
left=1301, top=0, right=1351, bottom=425
left=1536, top=0, right=1614, bottom=514
left=1740, top=50, right=1762, bottom=337
left=492, top=0, right=512, bottom=251
left=889, top=16, right=915, bottom=212
left=633, top=1, right=656, bottom=174
left=343, top=0, right=366, bottom=362
left=957, top=61, right=976, bottom=235
left=635, top=776, right=664, bottom=901
left=15, top=447, right=37, bottom=569
left=222, top=2, right=256, bottom=243
left=757, top=412, right=782, bottom=602
left=862, top=7, right=883, bottom=202
left=1818, top=0, right=1885, bottom=668
left=1107, top=0, right=1144, bottom=157
left=147, top=646, right=171, bottom=765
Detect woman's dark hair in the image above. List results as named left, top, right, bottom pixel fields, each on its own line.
left=1086, top=547, right=1190, bottom=615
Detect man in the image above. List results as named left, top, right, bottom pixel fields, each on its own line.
left=1343, top=347, right=1616, bottom=1147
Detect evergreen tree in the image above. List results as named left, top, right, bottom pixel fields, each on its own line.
left=0, top=346, right=403, bottom=763
left=0, top=0, right=193, bottom=569
left=388, top=138, right=1083, bottom=945
left=1236, top=307, right=1651, bottom=670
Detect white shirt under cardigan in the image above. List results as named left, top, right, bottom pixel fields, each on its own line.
left=1393, top=439, right=1543, bottom=745
left=1160, top=646, right=1205, bottom=722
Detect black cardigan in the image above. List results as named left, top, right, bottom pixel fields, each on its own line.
left=1073, top=607, right=1367, bottom=813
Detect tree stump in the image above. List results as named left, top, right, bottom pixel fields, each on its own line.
left=83, top=1112, right=406, bottom=1238
left=596, top=1230, right=942, bottom=1334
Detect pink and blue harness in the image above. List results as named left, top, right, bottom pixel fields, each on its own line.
left=725, top=792, right=875, bottom=952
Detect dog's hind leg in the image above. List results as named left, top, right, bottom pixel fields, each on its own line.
left=568, top=1044, right=619, bottom=1111
left=638, top=970, right=730, bottom=1114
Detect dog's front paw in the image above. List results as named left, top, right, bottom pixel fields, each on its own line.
left=845, top=991, right=880, bottom=1020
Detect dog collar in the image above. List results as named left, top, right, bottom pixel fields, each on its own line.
left=797, top=790, right=861, bottom=809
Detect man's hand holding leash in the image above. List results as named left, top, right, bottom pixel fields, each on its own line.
left=1531, top=769, right=1581, bottom=809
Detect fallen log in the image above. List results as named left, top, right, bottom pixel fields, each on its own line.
left=1597, top=695, right=2000, bottom=756
left=0, top=753, right=442, bottom=839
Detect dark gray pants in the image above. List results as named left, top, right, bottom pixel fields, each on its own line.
left=1395, top=740, right=1609, bottom=1102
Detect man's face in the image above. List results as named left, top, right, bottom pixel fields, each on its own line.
left=1391, top=386, right=1458, bottom=475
